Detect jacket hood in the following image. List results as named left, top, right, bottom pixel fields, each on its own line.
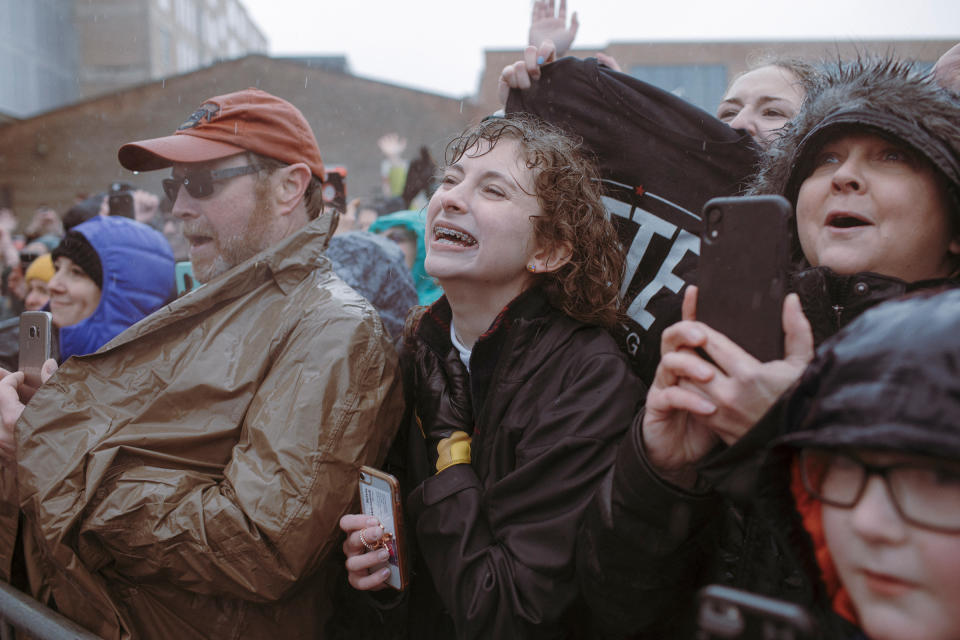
left=58, top=216, right=175, bottom=361
left=774, top=288, right=960, bottom=457
left=752, top=57, right=960, bottom=207
left=369, top=209, right=442, bottom=305
left=326, top=231, right=418, bottom=340
left=756, top=289, right=960, bottom=631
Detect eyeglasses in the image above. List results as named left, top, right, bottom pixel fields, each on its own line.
left=800, top=448, right=960, bottom=533
left=162, top=164, right=264, bottom=202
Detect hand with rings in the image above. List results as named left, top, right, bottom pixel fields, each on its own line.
left=340, top=513, right=391, bottom=591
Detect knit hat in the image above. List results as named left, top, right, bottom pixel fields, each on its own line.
left=24, top=253, right=54, bottom=283
left=117, top=88, right=325, bottom=180
left=51, top=230, right=103, bottom=289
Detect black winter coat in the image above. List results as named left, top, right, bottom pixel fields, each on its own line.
left=576, top=269, right=959, bottom=638
left=399, top=288, right=644, bottom=640
left=757, top=289, right=960, bottom=639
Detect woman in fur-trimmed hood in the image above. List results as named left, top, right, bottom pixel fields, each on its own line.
left=752, top=58, right=960, bottom=278
left=749, top=56, right=960, bottom=343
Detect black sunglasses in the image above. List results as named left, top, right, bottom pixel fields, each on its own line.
left=163, top=164, right=264, bottom=202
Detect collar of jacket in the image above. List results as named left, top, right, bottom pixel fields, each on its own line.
left=416, top=285, right=552, bottom=357
left=789, top=266, right=958, bottom=347
left=416, top=285, right=554, bottom=429
left=100, top=213, right=335, bottom=352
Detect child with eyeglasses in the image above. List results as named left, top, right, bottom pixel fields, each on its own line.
left=760, top=288, right=960, bottom=640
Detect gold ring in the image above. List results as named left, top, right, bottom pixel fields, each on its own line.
left=358, top=529, right=376, bottom=552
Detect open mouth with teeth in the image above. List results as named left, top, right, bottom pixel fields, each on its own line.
left=827, top=213, right=871, bottom=229
left=434, top=225, right=478, bottom=247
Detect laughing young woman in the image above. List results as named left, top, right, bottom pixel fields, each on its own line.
left=339, top=114, right=641, bottom=639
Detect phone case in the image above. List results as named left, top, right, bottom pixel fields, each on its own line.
left=698, top=584, right=815, bottom=639
left=19, top=311, right=53, bottom=389
left=175, top=261, right=200, bottom=295
left=358, top=466, right=408, bottom=590
left=697, top=196, right=793, bottom=362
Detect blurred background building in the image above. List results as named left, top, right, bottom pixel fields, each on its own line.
left=0, top=0, right=955, bottom=218
left=0, top=0, right=267, bottom=119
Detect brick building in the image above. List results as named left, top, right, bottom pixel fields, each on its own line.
left=0, top=54, right=484, bottom=217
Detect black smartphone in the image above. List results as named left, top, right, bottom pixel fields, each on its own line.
left=108, top=182, right=135, bottom=218
left=697, top=195, right=793, bottom=362
left=19, top=311, right=53, bottom=390
left=697, top=585, right=815, bottom=640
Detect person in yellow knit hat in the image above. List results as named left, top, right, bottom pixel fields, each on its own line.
left=23, top=253, right=54, bottom=312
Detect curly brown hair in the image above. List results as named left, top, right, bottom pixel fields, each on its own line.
left=444, top=115, right=625, bottom=328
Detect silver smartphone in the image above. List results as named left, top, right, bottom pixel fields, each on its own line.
left=19, top=311, right=53, bottom=389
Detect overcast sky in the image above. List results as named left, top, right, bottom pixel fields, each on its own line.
left=241, top=0, right=959, bottom=97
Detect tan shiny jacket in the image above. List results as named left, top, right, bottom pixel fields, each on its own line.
left=0, top=215, right=403, bottom=639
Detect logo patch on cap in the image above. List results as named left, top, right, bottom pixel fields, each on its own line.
left=177, top=103, right=220, bottom=131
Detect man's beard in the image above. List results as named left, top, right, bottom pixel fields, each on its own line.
left=189, top=185, right=275, bottom=283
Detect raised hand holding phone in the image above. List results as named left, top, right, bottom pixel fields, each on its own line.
left=0, top=311, right=61, bottom=459
left=641, top=196, right=814, bottom=484
left=19, top=311, right=53, bottom=393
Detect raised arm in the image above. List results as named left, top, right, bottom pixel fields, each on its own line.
left=497, top=41, right=557, bottom=106
left=528, top=0, right=578, bottom=56
left=577, top=286, right=813, bottom=635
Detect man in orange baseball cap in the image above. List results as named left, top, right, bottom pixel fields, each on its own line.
left=0, top=89, right=403, bottom=639
left=119, top=87, right=328, bottom=282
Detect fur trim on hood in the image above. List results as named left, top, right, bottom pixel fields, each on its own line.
left=751, top=56, right=960, bottom=210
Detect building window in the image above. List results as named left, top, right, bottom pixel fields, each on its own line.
left=627, top=64, right=728, bottom=112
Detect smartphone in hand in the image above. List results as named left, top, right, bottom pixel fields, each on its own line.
left=697, top=195, right=793, bottom=362
left=358, top=466, right=408, bottom=590
left=19, top=311, right=53, bottom=391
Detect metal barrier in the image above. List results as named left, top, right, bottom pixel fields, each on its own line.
left=0, top=580, right=100, bottom=639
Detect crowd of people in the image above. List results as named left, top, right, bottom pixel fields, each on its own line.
left=0, top=2, right=957, bottom=639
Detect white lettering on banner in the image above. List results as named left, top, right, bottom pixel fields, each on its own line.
left=626, top=229, right=700, bottom=329
left=602, top=195, right=701, bottom=330
left=602, top=196, right=676, bottom=299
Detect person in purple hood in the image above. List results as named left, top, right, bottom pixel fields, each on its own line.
left=48, top=215, right=175, bottom=362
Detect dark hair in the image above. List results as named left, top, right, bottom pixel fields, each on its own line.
left=443, top=115, right=624, bottom=328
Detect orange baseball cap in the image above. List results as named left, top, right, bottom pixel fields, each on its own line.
left=118, top=88, right=325, bottom=179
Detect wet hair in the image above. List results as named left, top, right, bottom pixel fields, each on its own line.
left=443, top=114, right=624, bottom=328
left=245, top=151, right=325, bottom=221
left=741, top=53, right=820, bottom=90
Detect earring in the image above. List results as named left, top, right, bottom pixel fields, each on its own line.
left=527, top=264, right=536, bottom=273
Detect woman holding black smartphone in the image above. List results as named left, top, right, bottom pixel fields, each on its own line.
left=578, top=57, right=960, bottom=638
left=339, top=114, right=641, bottom=639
